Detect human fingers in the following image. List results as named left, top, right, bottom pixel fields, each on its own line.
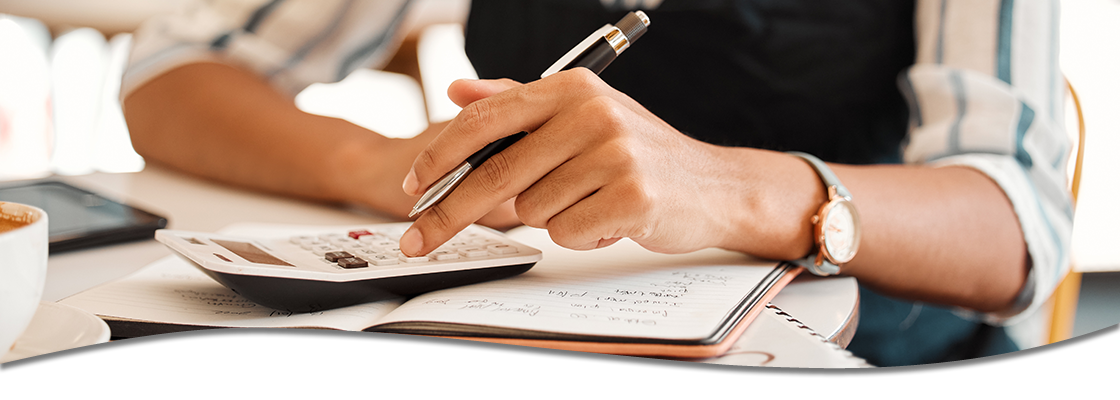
left=514, top=143, right=620, bottom=230
left=446, top=78, right=522, bottom=108
left=521, top=114, right=734, bottom=254
left=399, top=103, right=599, bottom=255
left=475, top=198, right=522, bottom=231
left=542, top=186, right=651, bottom=251
left=402, top=68, right=606, bottom=197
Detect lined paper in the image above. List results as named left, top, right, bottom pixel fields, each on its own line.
left=376, top=228, right=779, bottom=340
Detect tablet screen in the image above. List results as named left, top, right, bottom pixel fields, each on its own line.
left=0, top=180, right=168, bottom=253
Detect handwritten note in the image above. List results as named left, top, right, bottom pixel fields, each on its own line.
left=374, top=228, right=778, bottom=341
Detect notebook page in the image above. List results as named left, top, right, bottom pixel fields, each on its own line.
left=376, top=228, right=779, bottom=341
left=60, top=256, right=402, bottom=331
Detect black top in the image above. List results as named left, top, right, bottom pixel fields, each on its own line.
left=465, top=0, right=915, bottom=164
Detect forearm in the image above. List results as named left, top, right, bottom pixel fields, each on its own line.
left=123, top=62, right=434, bottom=218
left=722, top=149, right=1028, bottom=313
left=834, top=163, right=1028, bottom=312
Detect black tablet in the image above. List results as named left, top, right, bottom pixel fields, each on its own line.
left=0, top=180, right=168, bottom=253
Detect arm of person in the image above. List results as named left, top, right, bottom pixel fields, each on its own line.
left=399, top=0, right=1070, bottom=318
left=124, top=61, right=439, bottom=219
left=119, top=0, right=517, bottom=226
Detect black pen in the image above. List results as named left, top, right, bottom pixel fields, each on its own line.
left=408, top=11, right=651, bottom=218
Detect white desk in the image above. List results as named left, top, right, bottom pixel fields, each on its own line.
left=37, top=166, right=859, bottom=362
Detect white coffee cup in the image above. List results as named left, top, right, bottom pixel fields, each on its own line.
left=0, top=201, right=48, bottom=360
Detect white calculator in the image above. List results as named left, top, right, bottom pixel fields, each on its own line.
left=154, top=223, right=542, bottom=312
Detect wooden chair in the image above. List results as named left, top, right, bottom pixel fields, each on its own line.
left=1046, top=78, right=1087, bottom=344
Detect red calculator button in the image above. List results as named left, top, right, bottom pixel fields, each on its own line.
left=348, top=230, right=373, bottom=240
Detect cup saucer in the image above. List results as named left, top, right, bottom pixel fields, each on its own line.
left=1, top=302, right=110, bottom=363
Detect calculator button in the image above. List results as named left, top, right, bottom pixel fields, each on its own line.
left=324, top=251, right=352, bottom=262
left=430, top=250, right=460, bottom=261
left=343, top=243, right=367, bottom=251
left=301, top=240, right=326, bottom=250
left=311, top=245, right=339, bottom=256
left=337, top=257, right=368, bottom=269
left=459, top=247, right=489, bottom=258
left=370, top=240, right=397, bottom=248
left=354, top=248, right=380, bottom=257
left=329, top=237, right=357, bottom=246
left=348, top=230, right=373, bottom=240
left=487, top=244, right=518, bottom=255
left=290, top=235, right=315, bottom=244
left=398, top=254, right=430, bottom=263
left=363, top=254, right=399, bottom=266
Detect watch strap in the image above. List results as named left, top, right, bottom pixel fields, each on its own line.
left=788, top=151, right=847, bottom=276
left=792, top=257, right=842, bottom=276
left=787, top=151, right=851, bottom=199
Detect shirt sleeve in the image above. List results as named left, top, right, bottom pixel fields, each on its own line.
left=120, top=0, right=414, bottom=99
left=900, top=0, right=1072, bottom=324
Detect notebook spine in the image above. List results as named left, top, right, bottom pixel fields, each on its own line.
left=765, top=303, right=873, bottom=367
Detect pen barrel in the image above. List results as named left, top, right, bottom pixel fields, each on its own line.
left=465, top=131, right=529, bottom=167
left=566, top=38, right=618, bottom=75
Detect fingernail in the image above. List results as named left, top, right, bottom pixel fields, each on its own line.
left=402, top=169, right=418, bottom=195
left=399, top=228, right=423, bottom=256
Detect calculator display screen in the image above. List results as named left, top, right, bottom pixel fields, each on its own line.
left=212, top=240, right=293, bottom=266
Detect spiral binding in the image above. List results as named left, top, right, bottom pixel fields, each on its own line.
left=765, top=303, right=873, bottom=367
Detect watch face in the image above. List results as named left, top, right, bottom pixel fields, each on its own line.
left=822, top=200, right=860, bottom=264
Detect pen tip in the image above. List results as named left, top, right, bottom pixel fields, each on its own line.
left=408, top=209, right=419, bottom=218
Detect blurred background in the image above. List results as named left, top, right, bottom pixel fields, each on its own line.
left=0, top=0, right=1117, bottom=337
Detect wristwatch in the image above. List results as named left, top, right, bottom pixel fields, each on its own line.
left=788, top=152, right=861, bottom=276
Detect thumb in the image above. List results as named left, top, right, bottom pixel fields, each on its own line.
left=447, top=78, right=522, bottom=108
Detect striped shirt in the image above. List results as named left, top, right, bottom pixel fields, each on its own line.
left=905, top=0, right=1070, bottom=328
left=122, top=0, right=1072, bottom=333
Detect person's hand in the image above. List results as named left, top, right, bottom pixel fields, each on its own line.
left=342, top=123, right=521, bottom=230
left=398, top=69, right=762, bottom=256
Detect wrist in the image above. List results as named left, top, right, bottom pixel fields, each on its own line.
left=718, top=149, right=823, bottom=261
left=317, top=120, right=392, bottom=204
left=324, top=122, right=444, bottom=218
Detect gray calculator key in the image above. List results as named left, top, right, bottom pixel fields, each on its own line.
left=337, top=257, right=368, bottom=269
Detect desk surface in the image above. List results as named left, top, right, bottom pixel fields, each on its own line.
left=39, top=167, right=859, bottom=360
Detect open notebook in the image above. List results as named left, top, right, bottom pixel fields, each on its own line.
left=695, top=304, right=872, bottom=368
left=61, top=224, right=799, bottom=359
